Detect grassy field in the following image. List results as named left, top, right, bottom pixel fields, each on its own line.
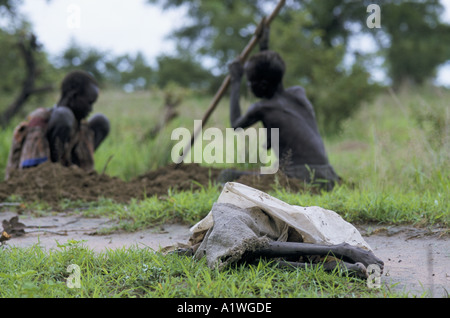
left=72, top=85, right=449, bottom=227
left=0, top=84, right=448, bottom=298
left=0, top=242, right=400, bottom=298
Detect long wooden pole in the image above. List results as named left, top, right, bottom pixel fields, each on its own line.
left=177, top=0, right=286, bottom=163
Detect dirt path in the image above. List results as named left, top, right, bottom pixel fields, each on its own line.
left=1, top=164, right=448, bottom=297
left=0, top=212, right=191, bottom=252
left=359, top=225, right=449, bottom=298
left=1, top=212, right=448, bottom=298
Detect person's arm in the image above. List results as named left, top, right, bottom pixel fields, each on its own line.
left=259, top=25, right=270, bottom=51
left=229, top=59, right=243, bottom=128
left=229, top=60, right=261, bottom=129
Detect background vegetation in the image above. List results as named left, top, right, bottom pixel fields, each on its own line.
left=0, top=0, right=448, bottom=298
left=1, top=84, right=448, bottom=230
left=1, top=0, right=450, bottom=132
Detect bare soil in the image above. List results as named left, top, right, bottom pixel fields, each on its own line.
left=0, top=162, right=223, bottom=207
left=0, top=163, right=449, bottom=297
left=359, top=225, right=449, bottom=298
left=0, top=162, right=311, bottom=207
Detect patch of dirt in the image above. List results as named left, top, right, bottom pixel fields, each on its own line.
left=0, top=163, right=448, bottom=297
left=235, top=172, right=313, bottom=194
left=0, top=212, right=191, bottom=252
left=1, top=211, right=448, bottom=298
left=360, top=225, right=449, bottom=298
left=0, top=162, right=312, bottom=208
left=0, top=162, right=223, bottom=207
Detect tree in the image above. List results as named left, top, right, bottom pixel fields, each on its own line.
left=148, top=0, right=268, bottom=72
left=147, top=0, right=450, bottom=132
left=380, top=1, right=450, bottom=86
left=147, top=0, right=379, bottom=134
left=117, top=52, right=154, bottom=91
left=300, top=0, right=450, bottom=87
left=0, top=0, right=55, bottom=127
left=269, top=9, right=378, bottom=134
left=55, top=41, right=155, bottom=92
left=56, top=40, right=112, bottom=85
left=0, top=32, right=54, bottom=127
left=0, top=0, right=22, bottom=16
left=156, top=53, right=216, bottom=91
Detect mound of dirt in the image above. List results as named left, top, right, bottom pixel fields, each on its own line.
left=235, top=172, right=313, bottom=194
left=0, top=162, right=222, bottom=207
left=0, top=163, right=315, bottom=208
left=132, top=163, right=221, bottom=194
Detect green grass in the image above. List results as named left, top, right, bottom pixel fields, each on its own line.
left=0, top=84, right=448, bottom=298
left=3, top=84, right=447, bottom=228
left=77, top=185, right=221, bottom=233
left=0, top=242, right=405, bottom=298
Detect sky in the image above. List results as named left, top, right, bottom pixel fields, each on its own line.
left=19, top=0, right=186, bottom=67
left=17, top=0, right=450, bottom=86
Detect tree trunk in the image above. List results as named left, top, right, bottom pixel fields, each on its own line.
left=0, top=33, right=54, bottom=128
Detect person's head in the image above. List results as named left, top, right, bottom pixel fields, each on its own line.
left=245, top=50, right=285, bottom=99
left=57, top=70, right=99, bottom=121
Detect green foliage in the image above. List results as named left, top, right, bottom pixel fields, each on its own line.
left=379, top=1, right=450, bottom=86
left=0, top=3, right=59, bottom=121
left=3, top=0, right=448, bottom=130
left=56, top=40, right=156, bottom=92
left=0, top=28, right=57, bottom=92
left=97, top=185, right=220, bottom=232
left=146, top=0, right=450, bottom=132
left=149, top=0, right=266, bottom=69
left=146, top=1, right=380, bottom=133
left=0, top=0, right=22, bottom=16
left=0, top=86, right=447, bottom=298
left=0, top=244, right=405, bottom=298
left=56, top=40, right=112, bottom=85
left=299, top=0, right=450, bottom=87
left=156, top=54, right=216, bottom=91
left=269, top=11, right=381, bottom=134
left=0, top=125, right=14, bottom=175
left=98, top=86, right=448, bottom=228
left=0, top=29, right=24, bottom=94
left=1, top=86, right=447, bottom=228
left=119, top=52, right=155, bottom=91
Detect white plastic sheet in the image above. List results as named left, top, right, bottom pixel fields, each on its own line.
left=191, top=182, right=371, bottom=251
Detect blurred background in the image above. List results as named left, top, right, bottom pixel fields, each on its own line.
left=1, top=0, right=449, bottom=131
left=0, top=0, right=448, bottom=203
left=0, top=0, right=449, bottom=179
left=0, top=1, right=448, bottom=256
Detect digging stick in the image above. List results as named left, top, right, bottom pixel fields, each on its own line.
left=177, top=0, right=286, bottom=163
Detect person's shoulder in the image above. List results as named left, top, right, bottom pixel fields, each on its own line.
left=286, top=86, right=306, bottom=96
left=250, top=97, right=283, bottom=113
left=27, top=107, right=53, bottom=120
left=245, top=101, right=266, bottom=115
left=285, top=86, right=316, bottom=115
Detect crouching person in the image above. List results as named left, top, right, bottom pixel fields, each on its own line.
left=5, top=70, right=110, bottom=180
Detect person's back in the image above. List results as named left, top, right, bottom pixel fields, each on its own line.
left=228, top=49, right=340, bottom=190
left=5, top=70, right=109, bottom=180
left=254, top=85, right=330, bottom=166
